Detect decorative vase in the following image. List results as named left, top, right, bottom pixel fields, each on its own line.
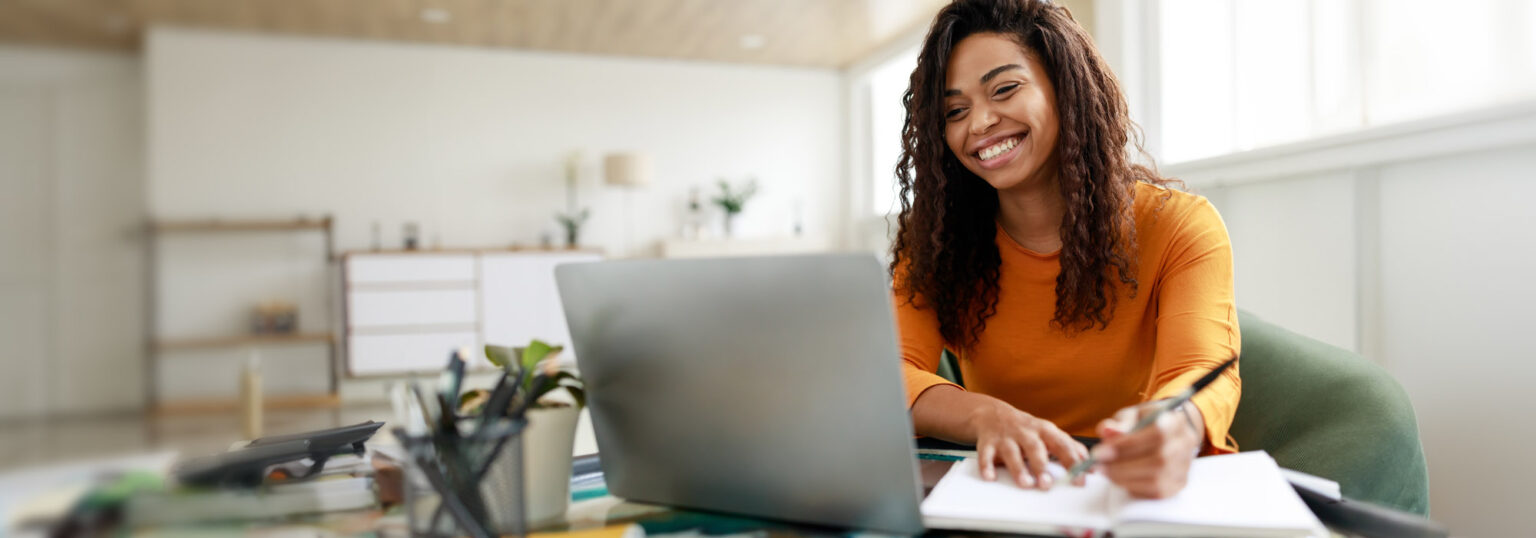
left=723, top=212, right=739, bottom=238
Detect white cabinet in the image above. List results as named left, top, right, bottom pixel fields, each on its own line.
left=348, top=289, right=478, bottom=328
left=348, top=331, right=480, bottom=376
left=343, top=250, right=599, bottom=375
left=480, top=252, right=601, bottom=352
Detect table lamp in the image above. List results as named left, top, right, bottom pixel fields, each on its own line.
left=604, top=152, right=653, bottom=257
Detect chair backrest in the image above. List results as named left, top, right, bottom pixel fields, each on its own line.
left=932, top=311, right=1431, bottom=514
left=1231, top=310, right=1430, bottom=514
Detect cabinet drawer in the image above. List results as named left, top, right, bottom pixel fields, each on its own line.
left=348, top=331, right=479, bottom=375
left=346, top=254, right=475, bottom=284
left=348, top=289, right=477, bottom=327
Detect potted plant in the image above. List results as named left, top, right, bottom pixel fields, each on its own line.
left=459, top=340, right=585, bottom=528
left=712, top=177, right=758, bottom=237
left=554, top=209, right=589, bottom=248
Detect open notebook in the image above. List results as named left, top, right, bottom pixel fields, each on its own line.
left=922, top=451, right=1325, bottom=538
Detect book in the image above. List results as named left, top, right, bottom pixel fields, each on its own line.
left=124, top=475, right=378, bottom=527
left=922, top=451, right=1325, bottom=538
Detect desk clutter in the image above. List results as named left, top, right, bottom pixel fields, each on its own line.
left=16, top=421, right=396, bottom=536
left=7, top=342, right=588, bottom=537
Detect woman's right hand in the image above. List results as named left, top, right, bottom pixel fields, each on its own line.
left=967, top=398, right=1090, bottom=489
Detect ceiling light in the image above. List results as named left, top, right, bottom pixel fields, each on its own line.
left=419, top=8, right=452, bottom=24
left=739, top=34, right=766, bottom=50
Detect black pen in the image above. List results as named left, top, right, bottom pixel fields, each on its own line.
left=1056, top=356, right=1239, bottom=488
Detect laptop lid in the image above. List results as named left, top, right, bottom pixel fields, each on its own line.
left=555, top=254, right=925, bottom=534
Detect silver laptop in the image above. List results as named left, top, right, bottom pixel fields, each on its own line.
left=555, top=254, right=925, bottom=534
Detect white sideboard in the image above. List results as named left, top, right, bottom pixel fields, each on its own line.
left=343, top=250, right=601, bottom=375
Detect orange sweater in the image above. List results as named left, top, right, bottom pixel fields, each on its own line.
left=896, top=182, right=1241, bottom=453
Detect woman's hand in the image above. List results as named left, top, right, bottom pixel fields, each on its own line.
left=1091, top=400, right=1205, bottom=498
left=967, top=398, right=1089, bottom=490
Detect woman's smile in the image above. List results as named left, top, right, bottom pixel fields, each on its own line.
left=972, top=131, right=1028, bottom=170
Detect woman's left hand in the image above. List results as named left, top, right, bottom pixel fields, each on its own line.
left=1090, top=400, right=1205, bottom=499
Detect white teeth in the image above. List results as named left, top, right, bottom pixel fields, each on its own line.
left=977, top=136, right=1019, bottom=160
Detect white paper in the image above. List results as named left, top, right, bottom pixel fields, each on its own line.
left=1112, top=452, right=1325, bottom=536
left=921, top=458, right=1114, bottom=533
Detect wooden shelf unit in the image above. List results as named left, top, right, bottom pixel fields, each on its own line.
left=153, top=331, right=334, bottom=353
left=151, top=217, right=332, bottom=233
left=147, top=216, right=339, bottom=414
left=153, top=393, right=342, bottom=415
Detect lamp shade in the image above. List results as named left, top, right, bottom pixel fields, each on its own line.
left=603, top=152, right=653, bottom=188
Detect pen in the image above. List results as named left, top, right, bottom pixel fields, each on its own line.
left=1056, top=356, right=1238, bottom=488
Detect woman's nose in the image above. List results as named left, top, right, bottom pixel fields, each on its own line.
left=969, top=105, right=998, bottom=135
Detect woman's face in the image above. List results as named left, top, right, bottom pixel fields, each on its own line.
left=942, top=33, right=1059, bottom=192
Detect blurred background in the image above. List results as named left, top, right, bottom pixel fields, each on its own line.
left=1, top=0, right=1532, bottom=535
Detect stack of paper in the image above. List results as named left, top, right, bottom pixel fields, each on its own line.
left=922, top=451, right=1326, bottom=537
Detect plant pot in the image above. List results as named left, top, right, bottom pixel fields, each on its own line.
left=723, top=212, right=739, bottom=237
left=520, top=405, right=581, bottom=527
left=479, top=405, right=580, bottom=533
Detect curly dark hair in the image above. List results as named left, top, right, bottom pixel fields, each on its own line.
left=890, top=0, right=1175, bottom=350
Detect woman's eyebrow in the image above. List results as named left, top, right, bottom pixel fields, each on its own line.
left=945, top=64, right=1024, bottom=96
left=980, top=64, right=1022, bottom=84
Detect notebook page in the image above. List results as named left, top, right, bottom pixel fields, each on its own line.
left=921, top=458, right=1114, bottom=533
left=1111, top=451, right=1324, bottom=537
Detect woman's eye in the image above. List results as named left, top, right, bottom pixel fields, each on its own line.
left=994, top=83, right=1019, bottom=97
left=945, top=108, right=966, bottom=120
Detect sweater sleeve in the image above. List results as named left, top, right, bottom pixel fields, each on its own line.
left=893, top=270, right=963, bottom=408
left=1146, top=198, right=1243, bottom=454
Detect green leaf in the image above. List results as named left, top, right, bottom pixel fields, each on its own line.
left=519, top=340, right=563, bottom=392
left=484, top=345, right=515, bottom=370
left=565, top=385, right=586, bottom=409
left=458, top=388, right=491, bottom=415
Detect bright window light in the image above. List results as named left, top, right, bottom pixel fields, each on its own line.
left=1155, top=0, right=1536, bottom=164
left=869, top=46, right=919, bottom=216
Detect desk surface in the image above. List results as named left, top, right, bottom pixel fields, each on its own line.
left=543, top=457, right=958, bottom=537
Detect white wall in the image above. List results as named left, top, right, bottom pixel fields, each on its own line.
left=1176, top=106, right=1536, bottom=537
left=0, top=47, right=145, bottom=418
left=1375, top=147, right=1536, bottom=536
left=148, top=26, right=843, bottom=251
left=145, top=27, right=845, bottom=400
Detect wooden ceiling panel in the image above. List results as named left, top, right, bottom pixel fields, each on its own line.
left=0, top=0, right=953, bottom=68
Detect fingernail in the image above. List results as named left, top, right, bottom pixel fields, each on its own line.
left=1091, top=446, right=1115, bottom=461
left=1038, top=474, right=1053, bottom=489
left=1018, top=473, right=1034, bottom=488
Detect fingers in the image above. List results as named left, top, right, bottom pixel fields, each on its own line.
left=1100, top=420, right=1165, bottom=462
left=977, top=442, right=997, bottom=481
left=1092, top=404, right=1161, bottom=464
left=978, top=434, right=1068, bottom=490
left=1041, top=428, right=1088, bottom=486
left=1042, top=428, right=1086, bottom=468
left=998, top=440, right=1035, bottom=488
left=1104, top=453, right=1190, bottom=499
left=1018, top=435, right=1052, bottom=489
left=1099, top=420, right=1197, bottom=499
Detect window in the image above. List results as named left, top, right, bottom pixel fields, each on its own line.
left=868, top=46, right=920, bottom=216
left=1155, top=0, right=1536, bottom=163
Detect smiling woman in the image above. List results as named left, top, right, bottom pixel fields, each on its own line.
left=890, top=0, right=1241, bottom=501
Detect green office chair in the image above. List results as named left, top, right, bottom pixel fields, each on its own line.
left=932, top=309, right=1431, bottom=515
left=1229, top=310, right=1430, bottom=515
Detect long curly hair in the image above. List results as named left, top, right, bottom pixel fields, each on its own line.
left=890, top=0, right=1174, bottom=350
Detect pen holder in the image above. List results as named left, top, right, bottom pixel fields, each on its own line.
left=395, top=418, right=527, bottom=538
